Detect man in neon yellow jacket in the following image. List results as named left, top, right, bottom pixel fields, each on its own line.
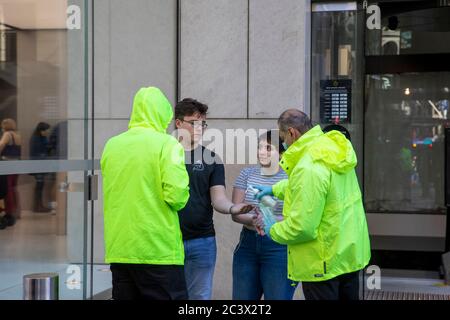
left=101, top=87, right=190, bottom=300
left=255, top=109, right=371, bottom=300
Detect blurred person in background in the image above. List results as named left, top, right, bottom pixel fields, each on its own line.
left=29, top=122, right=52, bottom=213
left=0, top=118, right=22, bottom=226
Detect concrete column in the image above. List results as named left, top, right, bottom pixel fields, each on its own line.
left=249, top=0, right=307, bottom=118
left=180, top=0, right=248, bottom=118
left=89, top=0, right=178, bottom=263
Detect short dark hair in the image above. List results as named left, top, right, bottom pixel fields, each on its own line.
left=278, top=109, right=313, bottom=135
left=33, top=122, right=51, bottom=136
left=175, top=98, right=208, bottom=120
left=258, top=130, right=285, bottom=154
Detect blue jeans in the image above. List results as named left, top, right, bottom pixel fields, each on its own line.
left=184, top=236, right=217, bottom=300
left=232, top=228, right=297, bottom=300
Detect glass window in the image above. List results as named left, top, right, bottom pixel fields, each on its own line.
left=0, top=0, right=178, bottom=300
left=366, top=7, right=450, bottom=56
left=0, top=0, right=94, bottom=300
left=364, top=72, right=449, bottom=213
left=311, top=9, right=365, bottom=185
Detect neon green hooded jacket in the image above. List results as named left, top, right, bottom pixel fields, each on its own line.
left=101, top=87, right=189, bottom=265
left=271, top=125, right=371, bottom=282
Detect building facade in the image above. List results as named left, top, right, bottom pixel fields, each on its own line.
left=0, top=0, right=449, bottom=299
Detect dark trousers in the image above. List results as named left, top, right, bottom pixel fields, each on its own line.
left=302, top=270, right=361, bottom=300
left=111, top=263, right=188, bottom=300
left=34, top=179, right=45, bottom=209
left=5, top=174, right=19, bottom=218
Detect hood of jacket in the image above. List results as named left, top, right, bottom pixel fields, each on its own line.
left=128, top=87, right=173, bottom=133
left=280, top=125, right=357, bottom=175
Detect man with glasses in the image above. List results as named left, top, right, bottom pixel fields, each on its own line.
left=175, top=98, right=253, bottom=300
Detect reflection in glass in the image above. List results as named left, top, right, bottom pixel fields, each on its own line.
left=30, top=122, right=54, bottom=213
left=366, top=7, right=450, bottom=56
left=364, top=72, right=449, bottom=213
left=311, top=9, right=365, bottom=186
left=0, top=0, right=89, bottom=300
left=0, top=118, right=21, bottom=225
left=0, top=20, right=69, bottom=161
left=0, top=169, right=84, bottom=299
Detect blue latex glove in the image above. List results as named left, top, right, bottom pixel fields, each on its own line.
left=260, top=205, right=276, bottom=238
left=253, top=185, right=274, bottom=200
left=263, top=218, right=275, bottom=238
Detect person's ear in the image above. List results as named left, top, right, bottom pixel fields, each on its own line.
left=288, top=128, right=301, bottom=141
left=288, top=128, right=295, bottom=139
left=175, top=119, right=182, bottom=129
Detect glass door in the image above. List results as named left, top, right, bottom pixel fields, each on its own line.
left=0, top=0, right=95, bottom=299
left=364, top=2, right=450, bottom=270
left=312, top=1, right=450, bottom=271
left=365, top=72, right=449, bottom=215
left=311, top=2, right=365, bottom=186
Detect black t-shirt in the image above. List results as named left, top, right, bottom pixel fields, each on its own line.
left=178, top=146, right=225, bottom=240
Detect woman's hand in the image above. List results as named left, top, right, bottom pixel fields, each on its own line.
left=252, top=207, right=266, bottom=236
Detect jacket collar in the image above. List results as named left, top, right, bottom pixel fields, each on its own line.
left=279, top=125, right=323, bottom=176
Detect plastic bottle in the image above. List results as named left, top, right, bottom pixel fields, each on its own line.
left=247, top=185, right=277, bottom=226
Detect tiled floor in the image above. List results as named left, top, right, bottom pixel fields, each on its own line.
left=1, top=211, right=449, bottom=300
left=363, top=273, right=450, bottom=300
left=0, top=210, right=111, bottom=300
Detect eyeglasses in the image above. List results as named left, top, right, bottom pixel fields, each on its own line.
left=182, top=120, right=208, bottom=129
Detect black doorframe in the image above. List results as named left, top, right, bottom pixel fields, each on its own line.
left=362, top=2, right=450, bottom=271
left=445, top=128, right=450, bottom=252
left=366, top=54, right=450, bottom=74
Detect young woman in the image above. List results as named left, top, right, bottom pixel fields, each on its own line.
left=231, top=130, right=297, bottom=300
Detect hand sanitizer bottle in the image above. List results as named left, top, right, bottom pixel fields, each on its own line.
left=247, top=185, right=277, bottom=226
